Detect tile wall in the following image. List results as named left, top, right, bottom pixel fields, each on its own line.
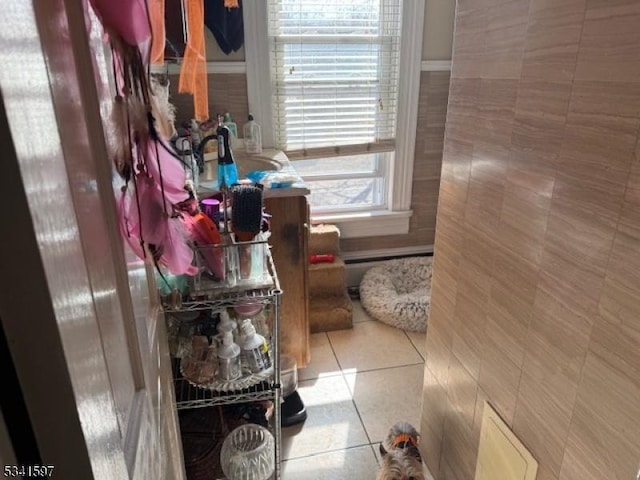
left=422, top=1, right=640, bottom=479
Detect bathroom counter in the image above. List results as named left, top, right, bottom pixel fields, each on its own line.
left=248, top=149, right=310, bottom=199
left=198, top=148, right=310, bottom=198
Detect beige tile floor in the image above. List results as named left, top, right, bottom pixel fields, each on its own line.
left=281, top=300, right=435, bottom=480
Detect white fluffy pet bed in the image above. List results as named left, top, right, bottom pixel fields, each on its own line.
left=359, top=256, right=432, bottom=332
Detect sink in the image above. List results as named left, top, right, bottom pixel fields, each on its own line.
left=199, top=153, right=282, bottom=191
left=195, top=148, right=309, bottom=198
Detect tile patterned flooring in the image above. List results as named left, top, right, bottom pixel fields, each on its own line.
left=281, top=301, right=435, bottom=479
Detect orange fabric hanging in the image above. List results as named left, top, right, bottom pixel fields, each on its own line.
left=149, top=0, right=165, bottom=65
left=179, top=0, right=209, bottom=121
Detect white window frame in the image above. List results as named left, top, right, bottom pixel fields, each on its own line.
left=243, top=0, right=425, bottom=238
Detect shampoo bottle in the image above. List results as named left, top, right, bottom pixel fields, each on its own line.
left=217, top=331, right=242, bottom=381
left=240, top=322, right=272, bottom=373
left=243, top=114, right=263, bottom=154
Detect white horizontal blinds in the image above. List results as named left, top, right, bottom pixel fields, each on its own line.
left=268, top=0, right=403, bottom=158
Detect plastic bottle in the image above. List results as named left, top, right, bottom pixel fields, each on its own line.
left=237, top=318, right=252, bottom=352
left=216, top=125, right=240, bottom=190
left=222, top=112, right=238, bottom=139
left=217, top=310, right=238, bottom=343
left=243, top=114, right=263, bottom=154
left=249, top=308, right=271, bottom=340
left=217, top=331, right=242, bottom=381
left=240, top=321, right=272, bottom=373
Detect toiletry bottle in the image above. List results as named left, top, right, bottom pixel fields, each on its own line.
left=222, top=112, right=238, bottom=139
left=237, top=318, right=252, bottom=351
left=250, top=308, right=271, bottom=340
left=216, top=125, right=239, bottom=189
left=243, top=114, right=263, bottom=154
left=217, top=310, right=238, bottom=344
left=217, top=331, right=242, bottom=380
left=240, top=321, right=272, bottom=373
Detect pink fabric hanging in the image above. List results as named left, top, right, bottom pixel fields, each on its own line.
left=89, top=0, right=151, bottom=61
left=90, top=0, right=201, bottom=276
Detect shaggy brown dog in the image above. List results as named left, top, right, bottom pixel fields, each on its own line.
left=376, top=422, right=425, bottom=480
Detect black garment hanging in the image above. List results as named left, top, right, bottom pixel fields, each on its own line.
left=204, top=0, right=244, bottom=55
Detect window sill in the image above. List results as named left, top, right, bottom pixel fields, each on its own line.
left=311, top=209, right=412, bottom=239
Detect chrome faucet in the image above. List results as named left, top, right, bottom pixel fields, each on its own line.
left=195, top=134, right=218, bottom=174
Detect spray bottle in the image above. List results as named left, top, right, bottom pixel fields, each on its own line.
left=217, top=331, right=242, bottom=381
left=240, top=321, right=272, bottom=373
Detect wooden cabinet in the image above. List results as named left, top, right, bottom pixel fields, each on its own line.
left=264, top=195, right=310, bottom=368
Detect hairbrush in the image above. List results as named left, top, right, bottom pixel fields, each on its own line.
left=230, top=186, right=264, bottom=278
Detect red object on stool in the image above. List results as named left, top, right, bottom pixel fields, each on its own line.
left=309, top=253, right=335, bottom=264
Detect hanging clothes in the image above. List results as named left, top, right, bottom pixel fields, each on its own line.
left=179, top=0, right=209, bottom=121
left=204, top=0, right=243, bottom=55
left=149, top=0, right=165, bottom=65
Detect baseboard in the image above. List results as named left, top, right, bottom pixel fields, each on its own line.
left=343, top=245, right=433, bottom=287
left=342, top=245, right=433, bottom=262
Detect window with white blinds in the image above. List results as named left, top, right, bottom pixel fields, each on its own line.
left=267, top=0, right=403, bottom=159
left=245, top=0, right=423, bottom=235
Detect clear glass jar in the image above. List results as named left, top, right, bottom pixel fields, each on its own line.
left=220, top=424, right=275, bottom=480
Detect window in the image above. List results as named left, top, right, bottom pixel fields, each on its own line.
left=292, top=152, right=391, bottom=214
left=268, top=0, right=401, bottom=153
left=244, top=0, right=424, bottom=237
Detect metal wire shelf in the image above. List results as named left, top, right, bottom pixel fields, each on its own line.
left=173, top=358, right=278, bottom=410
left=162, top=246, right=281, bottom=312
left=164, top=239, right=283, bottom=478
